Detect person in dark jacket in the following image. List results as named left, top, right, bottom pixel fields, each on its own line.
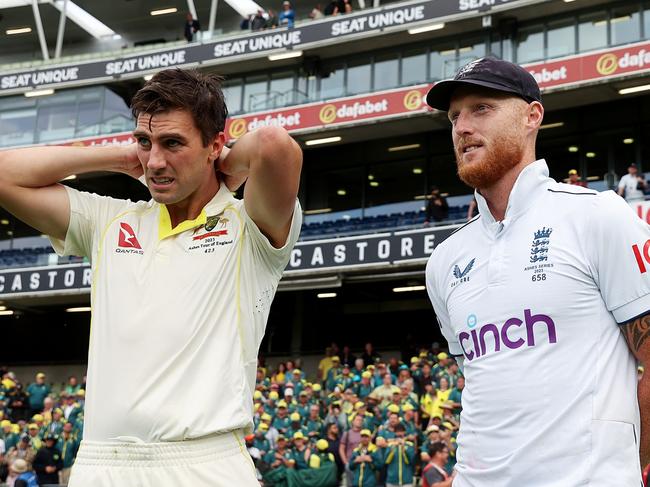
left=424, top=186, right=449, bottom=224
left=33, top=434, right=62, bottom=485
left=183, top=12, right=201, bottom=42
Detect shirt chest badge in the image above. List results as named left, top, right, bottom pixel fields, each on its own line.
left=188, top=212, right=235, bottom=253
left=523, top=226, right=554, bottom=281
left=450, top=258, right=475, bottom=288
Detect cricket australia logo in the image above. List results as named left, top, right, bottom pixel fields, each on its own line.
left=530, top=227, right=552, bottom=263
left=451, top=258, right=475, bottom=288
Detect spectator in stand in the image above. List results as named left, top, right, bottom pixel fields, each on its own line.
left=251, top=9, right=268, bottom=31
left=340, top=345, right=356, bottom=367
left=279, top=1, right=295, bottom=28
left=618, top=162, right=647, bottom=202
left=421, top=441, right=455, bottom=487
left=7, top=385, right=28, bottom=422
left=323, top=423, right=344, bottom=479
left=340, top=414, right=364, bottom=485
left=318, top=347, right=335, bottom=383
left=240, top=16, right=250, bottom=30
left=382, top=423, right=415, bottom=487
left=370, top=374, right=400, bottom=409
left=57, top=422, right=79, bottom=485
left=25, top=373, right=50, bottom=418
left=266, top=8, right=279, bottom=29
left=6, top=435, right=37, bottom=482
left=424, top=186, right=449, bottom=224
left=348, top=429, right=379, bottom=487
left=271, top=362, right=287, bottom=388
left=9, top=459, right=37, bottom=487
left=33, top=433, right=62, bottom=486
left=344, top=0, right=353, bottom=13
left=466, top=197, right=478, bottom=220
left=448, top=376, right=464, bottom=415
left=362, top=342, right=381, bottom=367
left=567, top=169, right=587, bottom=187
left=183, top=12, right=201, bottom=42
left=324, top=0, right=341, bottom=15
left=309, top=4, right=325, bottom=19
left=63, top=376, right=80, bottom=397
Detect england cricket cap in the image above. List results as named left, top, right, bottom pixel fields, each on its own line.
left=426, top=57, right=542, bottom=111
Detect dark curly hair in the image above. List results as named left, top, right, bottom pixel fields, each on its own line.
left=130, top=68, right=228, bottom=147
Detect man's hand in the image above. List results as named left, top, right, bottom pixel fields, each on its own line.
left=45, top=466, right=56, bottom=473
left=117, top=143, right=144, bottom=180
left=215, top=146, right=248, bottom=191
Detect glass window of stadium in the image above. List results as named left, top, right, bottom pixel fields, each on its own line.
left=547, top=19, right=576, bottom=59
left=243, top=75, right=269, bottom=112
left=346, top=57, right=372, bottom=96
left=269, top=72, right=295, bottom=108
left=458, top=38, right=486, bottom=66
left=222, top=78, right=243, bottom=114
left=373, top=53, right=398, bottom=91
left=610, top=4, right=642, bottom=45
left=0, top=97, right=36, bottom=147
left=36, top=92, right=78, bottom=143
left=319, top=61, right=345, bottom=99
left=297, top=72, right=317, bottom=104
left=75, top=90, right=103, bottom=137
left=645, top=1, right=650, bottom=37
left=101, top=90, right=133, bottom=134
left=578, top=11, right=608, bottom=52
left=429, top=41, right=459, bottom=81
left=401, top=48, right=428, bottom=86
left=517, top=25, right=544, bottom=63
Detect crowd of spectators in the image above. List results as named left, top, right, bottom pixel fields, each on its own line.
left=251, top=342, right=461, bottom=486
left=241, top=1, right=355, bottom=31
left=0, top=372, right=84, bottom=486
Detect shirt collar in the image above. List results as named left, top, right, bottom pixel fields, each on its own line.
left=475, top=159, right=551, bottom=234
left=157, top=181, right=236, bottom=241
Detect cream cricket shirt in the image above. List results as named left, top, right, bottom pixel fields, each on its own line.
left=426, top=160, right=650, bottom=487
left=51, top=182, right=301, bottom=443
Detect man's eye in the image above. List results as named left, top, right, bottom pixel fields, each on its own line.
left=166, top=140, right=180, bottom=148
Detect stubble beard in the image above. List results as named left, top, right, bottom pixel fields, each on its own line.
left=455, top=132, right=524, bottom=190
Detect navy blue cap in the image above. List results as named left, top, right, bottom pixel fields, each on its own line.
left=426, top=57, right=542, bottom=111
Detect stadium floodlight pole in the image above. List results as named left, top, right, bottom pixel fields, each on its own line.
left=208, top=0, right=218, bottom=40
left=31, top=0, right=50, bottom=60
left=54, top=0, right=69, bottom=59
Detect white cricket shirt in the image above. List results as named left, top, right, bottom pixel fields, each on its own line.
left=51, top=182, right=301, bottom=443
left=426, top=160, right=650, bottom=487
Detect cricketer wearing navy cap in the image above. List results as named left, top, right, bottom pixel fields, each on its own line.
left=424, top=57, right=650, bottom=487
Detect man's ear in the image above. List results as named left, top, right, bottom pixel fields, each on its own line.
left=527, top=101, right=544, bottom=129
left=208, top=132, right=226, bottom=162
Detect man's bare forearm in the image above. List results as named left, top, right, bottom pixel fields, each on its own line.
left=621, top=313, right=650, bottom=466
left=0, top=145, right=129, bottom=188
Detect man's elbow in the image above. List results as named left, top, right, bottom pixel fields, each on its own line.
left=255, top=126, right=302, bottom=172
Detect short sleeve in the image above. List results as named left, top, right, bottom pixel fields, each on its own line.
left=241, top=199, right=302, bottom=278
left=426, top=256, right=463, bottom=357
left=424, top=467, right=445, bottom=484
left=586, top=190, right=650, bottom=323
left=49, top=186, right=139, bottom=260
left=617, top=175, right=626, bottom=191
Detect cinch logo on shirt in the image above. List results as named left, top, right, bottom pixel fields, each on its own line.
left=458, top=309, right=557, bottom=361
left=632, top=239, right=650, bottom=273
left=116, top=222, right=144, bottom=254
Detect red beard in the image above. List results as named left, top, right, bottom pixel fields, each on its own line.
left=455, top=133, right=524, bottom=189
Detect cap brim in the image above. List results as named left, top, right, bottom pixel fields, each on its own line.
left=426, top=79, right=526, bottom=111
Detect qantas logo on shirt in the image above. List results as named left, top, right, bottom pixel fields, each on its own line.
left=458, top=309, right=557, bottom=362
left=116, top=222, right=144, bottom=255
left=632, top=239, right=650, bottom=273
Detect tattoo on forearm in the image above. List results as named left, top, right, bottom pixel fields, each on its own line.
left=622, top=313, right=650, bottom=354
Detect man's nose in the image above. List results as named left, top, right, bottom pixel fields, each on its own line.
left=146, top=145, right=166, bottom=170
left=453, top=111, right=474, bottom=137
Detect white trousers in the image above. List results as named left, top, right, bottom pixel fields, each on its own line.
left=68, top=430, right=259, bottom=487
